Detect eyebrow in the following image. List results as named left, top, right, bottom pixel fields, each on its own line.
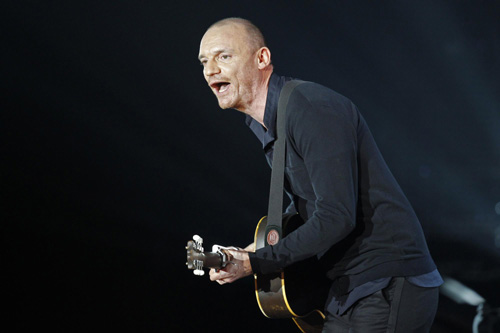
left=198, top=48, right=233, bottom=61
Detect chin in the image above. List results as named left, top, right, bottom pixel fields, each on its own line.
left=217, top=100, right=234, bottom=110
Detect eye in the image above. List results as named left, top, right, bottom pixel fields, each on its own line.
left=219, top=54, right=231, bottom=61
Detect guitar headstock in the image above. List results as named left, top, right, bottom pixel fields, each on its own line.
left=186, top=235, right=231, bottom=276
left=186, top=235, right=206, bottom=276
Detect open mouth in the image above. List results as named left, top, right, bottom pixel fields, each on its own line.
left=210, top=81, right=230, bottom=94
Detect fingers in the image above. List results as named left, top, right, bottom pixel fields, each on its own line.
left=207, top=246, right=251, bottom=285
left=225, top=249, right=247, bottom=261
left=209, top=268, right=235, bottom=284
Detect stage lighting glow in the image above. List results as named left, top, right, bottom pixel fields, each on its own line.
left=495, top=202, right=500, bottom=215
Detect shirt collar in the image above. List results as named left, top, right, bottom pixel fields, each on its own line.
left=245, top=73, right=291, bottom=149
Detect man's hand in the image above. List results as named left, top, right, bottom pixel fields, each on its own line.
left=209, top=248, right=253, bottom=285
left=244, top=242, right=255, bottom=252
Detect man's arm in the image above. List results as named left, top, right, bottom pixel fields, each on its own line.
left=249, top=86, right=359, bottom=274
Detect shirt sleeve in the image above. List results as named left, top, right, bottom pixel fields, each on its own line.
left=249, top=85, right=359, bottom=274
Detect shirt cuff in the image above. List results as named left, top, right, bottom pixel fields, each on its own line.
left=248, top=252, right=261, bottom=274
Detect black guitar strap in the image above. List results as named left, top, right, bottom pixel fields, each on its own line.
left=265, top=80, right=304, bottom=246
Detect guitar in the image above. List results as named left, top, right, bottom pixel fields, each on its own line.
left=186, top=214, right=330, bottom=333
left=185, top=235, right=232, bottom=275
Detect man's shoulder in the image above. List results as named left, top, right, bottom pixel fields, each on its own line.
left=284, top=79, right=355, bottom=121
left=289, top=80, right=352, bottom=107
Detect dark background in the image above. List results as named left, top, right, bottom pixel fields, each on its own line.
left=3, top=1, right=500, bottom=332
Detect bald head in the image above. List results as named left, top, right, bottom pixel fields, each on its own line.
left=198, top=17, right=273, bottom=119
left=208, top=17, right=267, bottom=53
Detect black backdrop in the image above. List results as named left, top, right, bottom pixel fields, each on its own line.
left=3, top=1, right=500, bottom=332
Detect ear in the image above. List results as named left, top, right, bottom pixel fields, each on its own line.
left=256, top=47, right=271, bottom=69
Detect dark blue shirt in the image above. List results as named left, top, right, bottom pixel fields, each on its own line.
left=247, top=74, right=442, bottom=314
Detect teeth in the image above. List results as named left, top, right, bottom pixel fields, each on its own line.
left=219, top=84, right=229, bottom=93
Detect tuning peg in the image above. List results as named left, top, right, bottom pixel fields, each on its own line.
left=194, top=269, right=205, bottom=276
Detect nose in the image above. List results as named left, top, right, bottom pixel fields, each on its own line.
left=204, top=59, right=220, bottom=77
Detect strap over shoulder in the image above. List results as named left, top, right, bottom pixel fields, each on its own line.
left=266, top=80, right=306, bottom=245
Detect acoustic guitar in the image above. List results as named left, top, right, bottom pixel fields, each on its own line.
left=186, top=214, right=330, bottom=333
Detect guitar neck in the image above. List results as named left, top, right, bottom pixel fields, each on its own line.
left=201, top=251, right=224, bottom=269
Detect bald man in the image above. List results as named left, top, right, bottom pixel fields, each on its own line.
left=198, top=18, right=442, bottom=332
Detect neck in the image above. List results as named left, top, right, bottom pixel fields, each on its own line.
left=239, top=70, right=273, bottom=129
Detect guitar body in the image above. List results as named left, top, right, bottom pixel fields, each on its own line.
left=254, top=214, right=331, bottom=332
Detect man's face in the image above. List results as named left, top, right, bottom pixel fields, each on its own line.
left=198, top=24, right=259, bottom=111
